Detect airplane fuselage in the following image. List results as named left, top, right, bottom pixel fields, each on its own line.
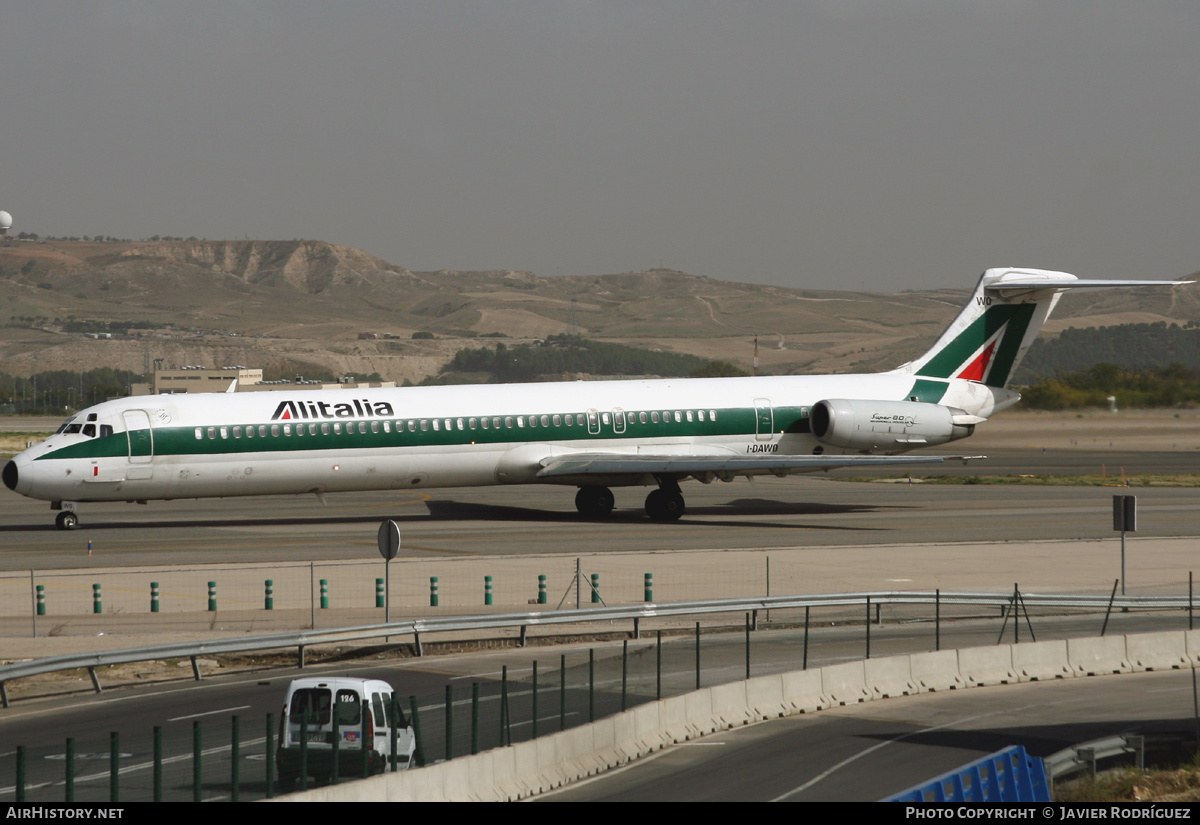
left=4, top=371, right=1004, bottom=506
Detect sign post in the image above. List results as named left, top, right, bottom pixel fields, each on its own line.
left=1112, top=495, right=1136, bottom=596
left=377, top=520, right=401, bottom=624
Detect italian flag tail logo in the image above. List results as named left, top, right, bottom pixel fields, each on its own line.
left=954, top=334, right=1001, bottom=382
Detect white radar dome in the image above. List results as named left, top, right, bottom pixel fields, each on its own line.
left=0, top=212, right=11, bottom=231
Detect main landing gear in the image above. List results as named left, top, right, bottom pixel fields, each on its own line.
left=55, top=510, right=79, bottom=531
left=573, top=479, right=687, bottom=522
left=644, top=477, right=685, bottom=522
left=575, top=485, right=615, bottom=518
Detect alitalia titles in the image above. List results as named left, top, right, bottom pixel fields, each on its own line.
left=271, top=399, right=395, bottom=421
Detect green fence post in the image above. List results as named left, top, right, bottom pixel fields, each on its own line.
left=331, top=698, right=340, bottom=784
left=109, top=731, right=119, bottom=803
left=92, top=583, right=102, bottom=614
left=320, top=579, right=329, bottom=609
left=445, top=685, right=454, bottom=761
left=36, top=585, right=45, bottom=617
left=361, top=699, right=371, bottom=779
left=207, top=581, right=217, bottom=612
left=430, top=576, right=439, bottom=607
left=150, top=581, right=159, bottom=613
left=484, top=575, right=493, bottom=606
left=231, top=715, right=240, bottom=803
left=590, top=573, right=600, bottom=604
left=193, top=720, right=202, bottom=803
left=644, top=573, right=653, bottom=602
left=538, top=574, right=547, bottom=605
left=15, top=745, right=24, bottom=803
left=65, top=737, right=74, bottom=803
left=265, top=713, right=275, bottom=798
left=376, top=578, right=385, bottom=608
left=153, top=727, right=162, bottom=802
left=471, top=682, right=480, bottom=755
left=409, top=696, right=425, bottom=767
left=265, top=579, right=274, bottom=610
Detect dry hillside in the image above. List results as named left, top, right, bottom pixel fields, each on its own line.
left=1, top=239, right=1196, bottom=384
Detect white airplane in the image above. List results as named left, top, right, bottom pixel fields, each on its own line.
left=3, top=268, right=1187, bottom=530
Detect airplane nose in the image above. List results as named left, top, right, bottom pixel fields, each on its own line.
left=2, top=460, right=16, bottom=492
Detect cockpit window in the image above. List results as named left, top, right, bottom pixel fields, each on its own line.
left=82, top=424, right=96, bottom=437
left=55, top=417, right=77, bottom=434
left=64, top=424, right=82, bottom=434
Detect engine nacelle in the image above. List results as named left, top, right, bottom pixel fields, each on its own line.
left=810, top=399, right=975, bottom=453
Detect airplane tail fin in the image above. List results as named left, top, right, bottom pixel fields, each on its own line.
left=895, top=268, right=1190, bottom=388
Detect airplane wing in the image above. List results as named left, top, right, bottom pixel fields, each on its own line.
left=536, top=452, right=983, bottom=482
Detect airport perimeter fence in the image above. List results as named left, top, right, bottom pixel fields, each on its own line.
left=5, top=629, right=792, bottom=803
left=7, top=603, right=1200, bottom=803
left=1, top=548, right=1195, bottom=641
left=0, top=548, right=899, bottom=637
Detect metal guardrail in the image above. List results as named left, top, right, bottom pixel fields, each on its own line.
left=883, top=745, right=1052, bottom=803
left=1044, top=733, right=1190, bottom=781
left=0, top=588, right=1193, bottom=706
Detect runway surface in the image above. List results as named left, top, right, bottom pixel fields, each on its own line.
left=0, top=448, right=1196, bottom=571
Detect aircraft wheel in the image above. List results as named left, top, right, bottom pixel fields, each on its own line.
left=645, top=489, right=685, bottom=521
left=55, top=511, right=79, bottom=531
left=575, top=486, right=615, bottom=517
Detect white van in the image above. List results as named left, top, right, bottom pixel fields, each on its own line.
left=276, top=677, right=418, bottom=791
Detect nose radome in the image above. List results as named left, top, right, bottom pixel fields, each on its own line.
left=2, top=460, right=16, bottom=492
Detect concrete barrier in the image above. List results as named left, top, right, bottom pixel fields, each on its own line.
left=271, top=630, right=1177, bottom=802
left=780, top=669, right=825, bottom=713
left=1012, top=639, right=1072, bottom=682
left=745, top=673, right=787, bottom=720
left=1066, top=635, right=1129, bottom=676
left=821, top=660, right=870, bottom=706
left=865, top=655, right=916, bottom=698
left=957, top=644, right=1017, bottom=686
left=1126, top=630, right=1189, bottom=671
left=1186, top=629, right=1200, bottom=665
left=910, top=649, right=963, bottom=692
left=710, top=680, right=752, bottom=729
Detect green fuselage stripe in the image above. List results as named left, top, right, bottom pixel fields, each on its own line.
left=38, top=404, right=816, bottom=462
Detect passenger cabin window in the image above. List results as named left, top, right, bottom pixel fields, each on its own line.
left=100, top=425, right=113, bottom=438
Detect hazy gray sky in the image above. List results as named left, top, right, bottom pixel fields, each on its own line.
left=3, top=2, right=1198, bottom=290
